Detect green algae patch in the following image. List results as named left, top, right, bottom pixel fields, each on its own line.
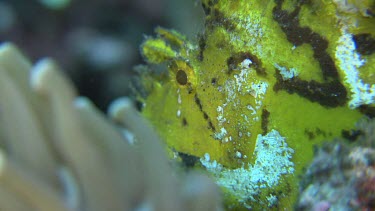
left=137, top=0, right=375, bottom=209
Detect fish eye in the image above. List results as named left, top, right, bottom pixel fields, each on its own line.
left=176, top=69, right=188, bottom=85
left=169, top=60, right=196, bottom=88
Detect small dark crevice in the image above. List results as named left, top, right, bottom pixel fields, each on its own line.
left=135, top=100, right=144, bottom=111
left=178, top=152, right=199, bottom=168
left=182, top=117, right=188, bottom=126
left=342, top=129, right=363, bottom=142
left=261, top=109, right=270, bottom=135
left=353, top=33, right=375, bottom=56
left=197, top=33, right=207, bottom=61
left=211, top=77, right=217, bottom=85
left=359, top=105, right=375, bottom=118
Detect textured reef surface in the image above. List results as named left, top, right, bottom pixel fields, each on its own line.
left=297, top=119, right=375, bottom=211
left=136, top=0, right=375, bottom=209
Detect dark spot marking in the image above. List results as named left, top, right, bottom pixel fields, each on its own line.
left=304, top=128, right=329, bottom=140
left=342, top=129, right=362, bottom=142
left=187, top=84, right=194, bottom=94
left=201, top=2, right=211, bottom=15
left=211, top=77, right=217, bottom=85
left=203, top=112, right=209, bottom=119
left=176, top=70, right=188, bottom=85
left=272, top=0, right=348, bottom=107
left=182, top=117, right=188, bottom=126
left=197, top=33, right=207, bottom=61
left=304, top=129, right=315, bottom=140
left=135, top=100, right=144, bottom=111
left=194, top=94, right=216, bottom=132
left=315, top=128, right=327, bottom=137
left=206, top=9, right=236, bottom=31
left=201, top=0, right=218, bottom=15
left=261, top=109, right=270, bottom=135
left=359, top=105, right=375, bottom=118
left=178, top=152, right=199, bottom=168
left=227, top=51, right=267, bottom=76
left=208, top=120, right=216, bottom=131
left=194, top=94, right=203, bottom=111
left=353, top=33, right=375, bottom=55
left=226, top=56, right=237, bottom=74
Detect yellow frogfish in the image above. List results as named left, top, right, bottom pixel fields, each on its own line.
left=136, top=0, right=375, bottom=209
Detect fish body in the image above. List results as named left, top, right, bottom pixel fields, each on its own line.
left=138, top=0, right=375, bottom=209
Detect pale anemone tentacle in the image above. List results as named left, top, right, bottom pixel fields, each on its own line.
left=109, top=97, right=182, bottom=211
left=0, top=42, right=223, bottom=211
left=0, top=149, right=66, bottom=211
left=30, top=59, right=125, bottom=211
left=73, top=97, right=146, bottom=208
left=0, top=43, right=59, bottom=187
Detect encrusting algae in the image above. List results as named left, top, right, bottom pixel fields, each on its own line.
left=137, top=0, right=375, bottom=209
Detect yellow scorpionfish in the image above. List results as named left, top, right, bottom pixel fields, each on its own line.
left=136, top=0, right=375, bottom=209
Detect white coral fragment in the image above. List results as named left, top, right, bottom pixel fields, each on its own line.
left=200, top=129, right=295, bottom=208
left=335, top=29, right=374, bottom=108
